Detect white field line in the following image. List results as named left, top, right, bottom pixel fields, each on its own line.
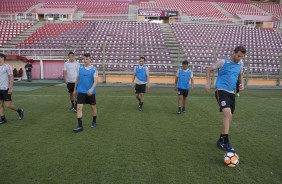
left=12, top=95, right=281, bottom=99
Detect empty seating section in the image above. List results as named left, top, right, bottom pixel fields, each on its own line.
left=171, top=24, right=281, bottom=74
left=0, top=21, right=32, bottom=47
left=15, top=21, right=172, bottom=72
left=45, top=2, right=129, bottom=18
left=254, top=3, right=282, bottom=19
left=0, top=2, right=36, bottom=13
left=15, top=21, right=92, bottom=52
left=139, top=0, right=231, bottom=22
left=218, top=2, right=266, bottom=16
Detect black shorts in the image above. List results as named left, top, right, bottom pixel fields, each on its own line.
left=215, top=89, right=236, bottom=114
left=77, top=93, right=96, bottom=105
left=178, top=88, right=189, bottom=97
left=67, top=83, right=75, bottom=93
left=0, top=89, right=12, bottom=101
left=135, top=84, right=146, bottom=94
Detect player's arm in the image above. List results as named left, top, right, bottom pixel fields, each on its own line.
left=88, top=70, right=98, bottom=95
left=63, top=63, right=67, bottom=84
left=73, top=75, right=79, bottom=95
left=63, top=70, right=67, bottom=84
left=190, top=70, right=194, bottom=90
left=238, top=72, right=244, bottom=91
left=132, top=67, right=136, bottom=84
left=146, top=67, right=150, bottom=89
left=205, top=65, right=214, bottom=93
left=8, top=74, right=14, bottom=94
left=175, top=76, right=178, bottom=90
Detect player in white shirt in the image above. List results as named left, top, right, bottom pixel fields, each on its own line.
left=63, top=52, right=80, bottom=112
left=0, top=54, right=24, bottom=124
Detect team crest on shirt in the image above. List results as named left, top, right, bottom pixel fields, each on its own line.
left=221, top=101, right=226, bottom=106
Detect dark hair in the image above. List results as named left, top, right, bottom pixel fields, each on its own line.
left=68, top=52, right=74, bottom=56
left=0, top=53, right=6, bottom=61
left=140, top=56, right=146, bottom=61
left=182, top=60, right=188, bottom=65
left=83, top=53, right=91, bottom=58
left=234, top=45, right=246, bottom=54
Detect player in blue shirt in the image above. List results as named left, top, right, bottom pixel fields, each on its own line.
left=205, top=45, right=246, bottom=152
left=175, top=61, right=194, bottom=114
left=73, top=53, right=98, bottom=132
left=132, top=56, right=150, bottom=111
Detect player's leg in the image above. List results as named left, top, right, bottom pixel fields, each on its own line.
left=139, top=93, right=144, bottom=110
left=67, top=83, right=76, bottom=112
left=182, top=97, right=187, bottom=113
left=4, top=98, right=24, bottom=120
left=0, top=100, right=6, bottom=124
left=73, top=93, right=84, bottom=132
left=182, top=90, right=188, bottom=113
left=90, top=94, right=97, bottom=128
left=177, top=95, right=183, bottom=114
left=177, top=89, right=183, bottom=114
left=138, top=84, right=146, bottom=111
left=215, top=90, right=235, bottom=152
left=90, top=105, right=97, bottom=128
left=135, top=84, right=141, bottom=101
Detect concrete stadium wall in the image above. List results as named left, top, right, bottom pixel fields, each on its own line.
left=6, top=59, right=281, bottom=87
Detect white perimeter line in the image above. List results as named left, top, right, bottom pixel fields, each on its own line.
left=13, top=95, right=281, bottom=99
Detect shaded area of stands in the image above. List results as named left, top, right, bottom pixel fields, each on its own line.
left=218, top=2, right=266, bottom=16
left=0, top=21, right=33, bottom=47
left=0, top=2, right=36, bottom=13
left=139, top=0, right=232, bottom=22
left=44, top=2, right=130, bottom=18
left=12, top=21, right=173, bottom=72
left=255, top=3, right=282, bottom=19
left=171, top=23, right=281, bottom=75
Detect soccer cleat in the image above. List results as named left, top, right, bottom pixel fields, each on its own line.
left=139, top=107, right=143, bottom=111
left=73, top=127, right=83, bottom=132
left=177, top=111, right=181, bottom=114
left=217, top=140, right=235, bottom=152
left=91, top=122, right=97, bottom=128
left=237, top=93, right=240, bottom=97
left=18, top=109, right=24, bottom=120
left=71, top=107, right=77, bottom=113
left=182, top=110, right=186, bottom=113
left=0, top=119, right=7, bottom=124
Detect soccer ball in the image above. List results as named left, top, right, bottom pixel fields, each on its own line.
left=224, top=152, right=239, bottom=167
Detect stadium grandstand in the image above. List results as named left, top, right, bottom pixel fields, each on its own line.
left=0, top=0, right=281, bottom=86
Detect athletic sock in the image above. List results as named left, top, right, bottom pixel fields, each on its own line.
left=71, top=100, right=74, bottom=108
left=1, top=115, right=5, bottom=120
left=220, top=134, right=229, bottom=143
left=140, top=102, right=143, bottom=108
left=77, top=118, right=82, bottom=127
left=93, top=116, right=96, bottom=123
left=182, top=107, right=186, bottom=111
left=178, top=107, right=181, bottom=111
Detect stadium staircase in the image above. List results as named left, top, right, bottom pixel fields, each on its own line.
left=251, top=4, right=273, bottom=16
left=25, top=2, right=45, bottom=13
left=3, top=22, right=45, bottom=49
left=73, top=11, right=85, bottom=20
left=159, top=24, right=185, bottom=65
left=210, top=2, right=238, bottom=22
left=128, top=4, right=138, bottom=20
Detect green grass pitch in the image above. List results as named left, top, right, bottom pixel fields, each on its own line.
left=0, top=81, right=281, bottom=184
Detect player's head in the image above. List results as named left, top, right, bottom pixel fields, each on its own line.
left=182, top=60, right=188, bottom=70
left=233, top=45, right=246, bottom=62
left=0, top=53, right=6, bottom=65
left=83, top=53, right=91, bottom=65
left=68, top=51, right=75, bottom=61
left=139, top=56, right=145, bottom=66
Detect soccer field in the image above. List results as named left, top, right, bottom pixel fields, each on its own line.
left=0, top=82, right=281, bottom=184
